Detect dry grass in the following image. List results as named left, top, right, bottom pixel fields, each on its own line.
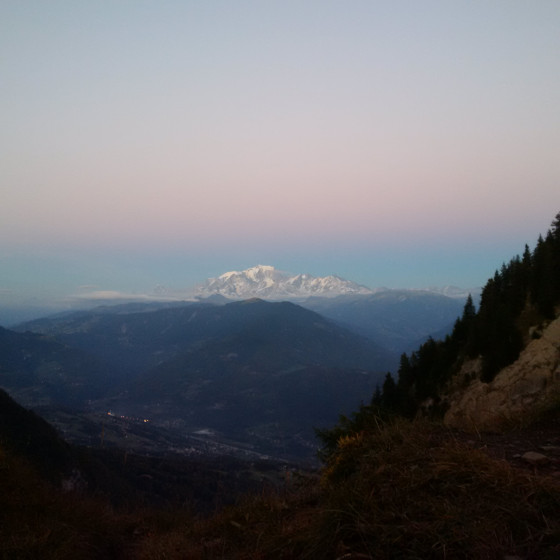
left=136, top=476, right=322, bottom=560
left=3, top=417, right=560, bottom=559
left=317, top=418, right=560, bottom=559
left=0, top=446, right=139, bottom=559
left=133, top=418, right=560, bottom=559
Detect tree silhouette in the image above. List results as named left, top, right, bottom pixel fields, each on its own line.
left=355, top=210, right=560, bottom=418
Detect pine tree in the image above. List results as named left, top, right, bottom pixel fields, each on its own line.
left=396, top=353, right=414, bottom=389
left=381, top=372, right=398, bottom=411
left=531, top=234, right=555, bottom=317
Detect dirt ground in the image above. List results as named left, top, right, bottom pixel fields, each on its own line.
left=453, top=412, right=560, bottom=478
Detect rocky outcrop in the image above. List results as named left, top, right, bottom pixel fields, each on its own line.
left=444, top=315, right=560, bottom=431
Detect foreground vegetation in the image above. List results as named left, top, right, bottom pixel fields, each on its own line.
left=2, top=412, right=560, bottom=559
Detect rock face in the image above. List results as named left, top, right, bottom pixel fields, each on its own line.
left=444, top=315, right=560, bottom=431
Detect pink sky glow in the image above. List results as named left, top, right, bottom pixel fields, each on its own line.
left=1, top=1, right=559, bottom=314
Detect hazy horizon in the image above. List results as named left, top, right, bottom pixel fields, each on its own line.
left=2, top=2, right=559, bottom=320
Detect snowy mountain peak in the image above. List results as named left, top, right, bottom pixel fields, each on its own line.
left=194, top=265, right=373, bottom=300
left=219, top=264, right=276, bottom=282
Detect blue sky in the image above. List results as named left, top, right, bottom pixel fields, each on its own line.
left=1, top=1, right=559, bottom=316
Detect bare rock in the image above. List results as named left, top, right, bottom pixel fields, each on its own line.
left=521, top=451, right=549, bottom=466
left=444, top=315, right=560, bottom=431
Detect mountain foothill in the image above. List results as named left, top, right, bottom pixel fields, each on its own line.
left=1, top=213, right=560, bottom=558
left=1, top=265, right=467, bottom=462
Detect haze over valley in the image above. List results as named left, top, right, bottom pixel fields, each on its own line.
left=2, top=265, right=470, bottom=462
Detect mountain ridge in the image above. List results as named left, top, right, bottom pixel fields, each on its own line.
left=6, top=299, right=393, bottom=460
left=193, top=264, right=375, bottom=300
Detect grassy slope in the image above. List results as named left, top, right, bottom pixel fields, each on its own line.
left=4, top=416, right=559, bottom=559
left=137, top=417, right=560, bottom=560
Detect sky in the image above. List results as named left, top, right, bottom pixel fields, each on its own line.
left=1, top=1, right=559, bottom=319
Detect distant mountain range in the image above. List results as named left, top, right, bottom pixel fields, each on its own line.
left=193, top=265, right=375, bottom=300
left=192, top=265, right=473, bottom=354
left=1, top=265, right=477, bottom=461
left=0, top=264, right=477, bottom=327
left=192, top=264, right=478, bottom=302
left=303, top=290, right=468, bottom=353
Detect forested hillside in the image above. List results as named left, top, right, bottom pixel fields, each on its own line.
left=368, top=211, right=560, bottom=418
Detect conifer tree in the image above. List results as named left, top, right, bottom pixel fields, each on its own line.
left=531, top=234, right=555, bottom=317
left=381, top=372, right=398, bottom=410
left=326, top=211, right=560, bottom=431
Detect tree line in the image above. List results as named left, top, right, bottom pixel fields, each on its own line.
left=317, top=210, right=560, bottom=450
left=375, top=211, right=560, bottom=418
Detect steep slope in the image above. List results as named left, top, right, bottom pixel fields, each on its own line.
left=444, top=313, right=560, bottom=430
left=365, top=211, right=560, bottom=424
left=0, top=388, right=75, bottom=482
left=0, top=326, right=114, bottom=408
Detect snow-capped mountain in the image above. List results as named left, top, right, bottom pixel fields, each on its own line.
left=194, top=265, right=374, bottom=300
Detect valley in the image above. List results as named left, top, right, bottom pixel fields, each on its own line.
left=2, top=274, right=468, bottom=464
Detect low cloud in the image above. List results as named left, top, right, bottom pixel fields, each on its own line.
left=73, top=290, right=156, bottom=301
left=70, top=288, right=191, bottom=303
